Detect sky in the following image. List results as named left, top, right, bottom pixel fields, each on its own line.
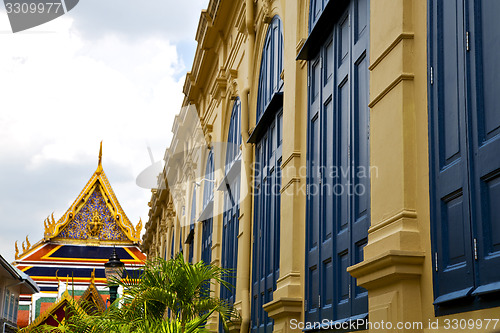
left=0, top=0, right=209, bottom=262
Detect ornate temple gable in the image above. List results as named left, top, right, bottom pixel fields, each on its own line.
left=55, top=184, right=129, bottom=243
left=43, top=144, right=141, bottom=246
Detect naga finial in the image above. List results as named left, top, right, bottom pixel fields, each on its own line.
left=135, top=218, right=143, bottom=240
left=44, top=213, right=57, bottom=239
left=25, top=235, right=31, bottom=250
left=22, top=241, right=26, bottom=252
left=15, top=241, right=19, bottom=259
left=90, top=268, right=96, bottom=284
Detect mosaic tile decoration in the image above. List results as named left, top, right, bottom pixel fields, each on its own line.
left=58, top=190, right=128, bottom=241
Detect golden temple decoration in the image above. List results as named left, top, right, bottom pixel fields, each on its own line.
left=15, top=241, right=19, bottom=259
left=90, top=268, right=95, bottom=284
left=22, top=241, right=26, bottom=252
left=25, top=235, right=31, bottom=249
left=87, top=210, right=104, bottom=238
left=134, top=219, right=143, bottom=240
left=44, top=213, right=57, bottom=240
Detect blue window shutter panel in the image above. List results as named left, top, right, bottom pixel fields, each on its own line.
left=170, top=231, right=174, bottom=259
left=468, top=0, right=500, bottom=291
left=429, top=0, right=475, bottom=304
left=220, top=100, right=241, bottom=333
left=189, top=188, right=196, bottom=263
left=306, top=0, right=368, bottom=322
left=201, top=151, right=214, bottom=265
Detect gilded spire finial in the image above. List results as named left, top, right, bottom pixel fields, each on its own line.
left=25, top=235, right=31, bottom=250
left=96, top=141, right=103, bottom=174
left=91, top=268, right=96, bottom=284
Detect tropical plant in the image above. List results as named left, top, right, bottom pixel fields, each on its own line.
left=25, top=254, right=239, bottom=333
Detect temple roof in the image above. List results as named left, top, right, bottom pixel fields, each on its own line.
left=22, top=290, right=79, bottom=332
left=78, top=270, right=107, bottom=314
left=15, top=143, right=143, bottom=260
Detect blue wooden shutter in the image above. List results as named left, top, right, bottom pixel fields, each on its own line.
left=201, top=151, right=214, bottom=265
left=429, top=0, right=475, bottom=304
left=467, top=0, right=500, bottom=294
left=306, top=0, right=369, bottom=322
left=170, top=230, right=175, bottom=259
left=251, top=113, right=282, bottom=333
left=189, top=188, right=196, bottom=263
left=220, top=100, right=241, bottom=323
left=306, top=52, right=322, bottom=323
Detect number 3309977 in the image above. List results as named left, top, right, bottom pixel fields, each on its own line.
left=5, top=2, right=63, bottom=14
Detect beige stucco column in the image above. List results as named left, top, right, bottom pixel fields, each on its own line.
left=348, top=0, right=429, bottom=332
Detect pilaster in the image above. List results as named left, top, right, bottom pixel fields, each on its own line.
left=347, top=0, right=428, bottom=331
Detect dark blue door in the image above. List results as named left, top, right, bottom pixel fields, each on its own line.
left=429, top=0, right=500, bottom=312
left=306, top=0, right=369, bottom=323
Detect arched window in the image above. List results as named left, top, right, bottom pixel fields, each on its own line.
left=256, top=16, right=284, bottom=122
left=251, top=15, right=283, bottom=333
left=201, top=150, right=214, bottom=265
left=220, top=99, right=242, bottom=313
left=225, top=99, right=242, bottom=171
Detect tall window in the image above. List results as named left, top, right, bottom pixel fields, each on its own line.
left=429, top=0, right=500, bottom=316
left=189, top=188, right=196, bottom=263
left=170, top=229, right=175, bottom=259
left=201, top=150, right=214, bottom=265
left=3, top=289, right=10, bottom=319
left=305, top=0, right=370, bottom=323
left=220, top=99, right=242, bottom=313
left=250, top=15, right=283, bottom=333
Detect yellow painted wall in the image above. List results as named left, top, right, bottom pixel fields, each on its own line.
left=142, top=1, right=500, bottom=332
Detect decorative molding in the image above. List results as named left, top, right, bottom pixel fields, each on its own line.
left=369, top=32, right=414, bottom=71
left=263, top=297, right=303, bottom=320
left=280, top=177, right=301, bottom=194
left=348, top=250, right=425, bottom=290
left=280, top=151, right=301, bottom=169
left=368, top=209, right=417, bottom=234
left=368, top=73, right=414, bottom=108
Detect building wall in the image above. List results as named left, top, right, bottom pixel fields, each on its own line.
left=0, top=279, right=21, bottom=330
left=142, top=0, right=500, bottom=332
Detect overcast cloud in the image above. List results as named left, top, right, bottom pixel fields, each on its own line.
left=0, top=1, right=208, bottom=262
